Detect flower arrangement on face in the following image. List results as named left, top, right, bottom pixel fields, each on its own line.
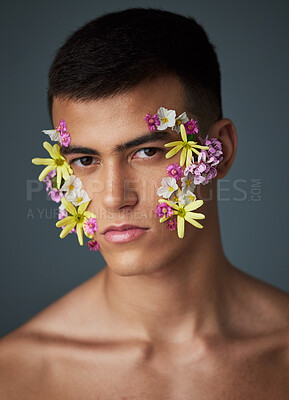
left=32, top=120, right=99, bottom=251
left=31, top=108, right=222, bottom=248
left=145, top=107, right=223, bottom=239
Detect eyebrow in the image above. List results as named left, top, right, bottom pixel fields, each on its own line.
left=60, top=131, right=174, bottom=157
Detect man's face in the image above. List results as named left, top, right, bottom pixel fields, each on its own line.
left=52, top=76, right=209, bottom=276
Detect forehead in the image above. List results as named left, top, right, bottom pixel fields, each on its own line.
left=52, top=76, right=185, bottom=146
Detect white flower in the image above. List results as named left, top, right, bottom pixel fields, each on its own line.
left=157, top=107, right=176, bottom=130
left=59, top=203, right=66, bottom=211
left=65, top=188, right=91, bottom=206
left=42, top=129, right=61, bottom=141
left=170, top=187, right=182, bottom=204
left=173, top=112, right=189, bottom=133
left=179, top=189, right=197, bottom=206
left=157, top=177, right=178, bottom=199
left=61, top=175, right=82, bottom=195
left=181, top=174, right=195, bottom=193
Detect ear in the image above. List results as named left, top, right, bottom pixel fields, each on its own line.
left=208, top=118, right=238, bottom=179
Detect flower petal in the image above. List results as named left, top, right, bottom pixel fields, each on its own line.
left=43, top=141, right=54, bottom=157
left=165, top=145, right=183, bottom=159
left=32, top=158, right=55, bottom=166
left=52, top=144, right=61, bottom=158
left=76, top=223, right=84, bottom=246
left=61, top=197, right=76, bottom=215
left=193, top=144, right=210, bottom=150
left=164, top=141, right=183, bottom=148
left=184, top=217, right=204, bottom=229
left=159, top=216, right=170, bottom=223
left=185, top=212, right=205, bottom=221
left=38, top=165, right=56, bottom=181
left=180, top=148, right=186, bottom=167
left=78, top=201, right=90, bottom=214
left=186, top=149, right=192, bottom=167
left=192, top=148, right=200, bottom=156
left=56, top=168, right=62, bottom=189
left=84, top=211, right=97, bottom=219
left=185, top=199, right=204, bottom=211
left=60, top=222, right=77, bottom=238
left=61, top=164, right=72, bottom=180
left=180, top=124, right=187, bottom=143
left=56, top=216, right=75, bottom=228
left=177, top=215, right=185, bottom=239
left=158, top=199, right=179, bottom=210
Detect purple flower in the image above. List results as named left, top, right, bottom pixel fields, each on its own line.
left=58, top=208, right=68, bottom=220
left=201, top=137, right=223, bottom=165
left=60, top=132, right=71, bottom=147
left=84, top=218, right=98, bottom=236
left=166, top=163, right=183, bottom=180
left=46, top=169, right=57, bottom=178
left=86, top=240, right=100, bottom=251
left=43, top=169, right=57, bottom=191
left=144, top=113, right=160, bottom=132
left=166, top=218, right=177, bottom=231
left=184, top=158, right=215, bottom=185
left=48, top=188, right=64, bottom=203
left=183, top=137, right=223, bottom=185
left=56, top=119, right=67, bottom=134
left=184, top=119, right=199, bottom=135
left=155, top=202, right=174, bottom=219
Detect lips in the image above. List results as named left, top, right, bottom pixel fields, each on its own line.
left=102, top=224, right=145, bottom=234
left=102, top=224, right=148, bottom=244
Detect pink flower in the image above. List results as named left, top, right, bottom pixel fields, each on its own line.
left=55, top=119, right=71, bottom=147
left=184, top=119, right=199, bottom=135
left=184, top=150, right=218, bottom=185
left=46, top=169, right=57, bottom=179
left=155, top=202, right=174, bottom=218
left=84, top=218, right=98, bottom=236
left=86, top=240, right=100, bottom=251
left=61, top=224, right=76, bottom=234
left=43, top=169, right=57, bottom=191
left=58, top=208, right=68, bottom=220
left=166, top=218, right=177, bottom=231
left=200, top=137, right=223, bottom=165
left=144, top=113, right=160, bottom=132
left=48, top=188, right=64, bottom=203
left=57, top=207, right=76, bottom=234
left=56, top=119, right=67, bottom=134
left=60, top=132, right=71, bottom=147
left=166, top=163, right=183, bottom=180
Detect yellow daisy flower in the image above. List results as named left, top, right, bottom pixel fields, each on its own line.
left=159, top=198, right=205, bottom=238
left=164, top=124, right=209, bottom=167
left=32, top=141, right=73, bottom=188
left=56, top=198, right=96, bottom=246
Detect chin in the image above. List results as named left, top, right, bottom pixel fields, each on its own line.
left=100, top=245, right=172, bottom=277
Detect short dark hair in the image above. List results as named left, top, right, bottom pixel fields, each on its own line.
left=48, top=8, right=222, bottom=134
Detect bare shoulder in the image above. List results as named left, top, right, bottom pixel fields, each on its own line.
left=229, top=266, right=289, bottom=354
left=0, top=271, right=105, bottom=399
left=0, top=325, right=49, bottom=399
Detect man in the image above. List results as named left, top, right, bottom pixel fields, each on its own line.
left=0, top=8, right=288, bottom=399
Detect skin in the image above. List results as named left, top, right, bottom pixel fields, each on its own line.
left=0, top=76, right=289, bottom=399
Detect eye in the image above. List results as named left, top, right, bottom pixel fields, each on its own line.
left=133, top=147, right=160, bottom=159
left=70, top=156, right=98, bottom=167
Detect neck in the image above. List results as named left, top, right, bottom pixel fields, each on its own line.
left=101, top=196, right=232, bottom=344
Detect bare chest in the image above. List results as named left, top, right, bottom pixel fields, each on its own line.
left=37, top=344, right=288, bottom=400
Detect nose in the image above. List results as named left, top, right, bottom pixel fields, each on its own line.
left=100, top=162, right=138, bottom=211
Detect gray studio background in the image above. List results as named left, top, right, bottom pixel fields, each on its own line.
left=0, top=0, right=288, bottom=337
